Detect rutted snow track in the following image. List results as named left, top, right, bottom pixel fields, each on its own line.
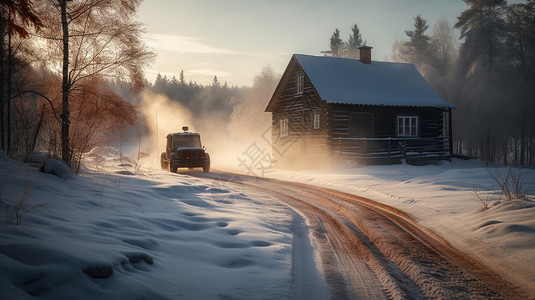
left=194, top=171, right=525, bottom=299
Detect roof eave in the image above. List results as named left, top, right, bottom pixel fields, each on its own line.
left=326, top=101, right=455, bottom=109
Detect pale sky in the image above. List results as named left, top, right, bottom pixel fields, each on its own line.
left=138, top=0, right=473, bottom=86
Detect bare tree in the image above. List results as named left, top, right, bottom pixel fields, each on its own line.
left=391, top=39, right=411, bottom=63
left=431, top=16, right=458, bottom=76
left=35, top=0, right=154, bottom=166
left=68, top=76, right=138, bottom=173
left=1, top=0, right=42, bottom=154
left=229, top=65, right=279, bottom=142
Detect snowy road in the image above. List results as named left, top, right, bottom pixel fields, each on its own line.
left=192, top=170, right=525, bottom=299
left=2, top=154, right=532, bottom=299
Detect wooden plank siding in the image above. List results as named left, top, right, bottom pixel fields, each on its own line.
left=268, top=56, right=452, bottom=167
left=270, top=63, right=331, bottom=167
left=327, top=104, right=450, bottom=163
left=327, top=104, right=446, bottom=138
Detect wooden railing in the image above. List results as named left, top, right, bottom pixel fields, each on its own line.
left=330, top=136, right=451, bottom=162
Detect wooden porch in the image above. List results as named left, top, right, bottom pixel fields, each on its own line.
left=330, top=136, right=451, bottom=164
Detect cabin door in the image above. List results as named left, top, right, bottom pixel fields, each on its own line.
left=349, top=112, right=373, bottom=137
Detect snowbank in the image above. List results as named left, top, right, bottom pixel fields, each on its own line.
left=40, top=159, right=73, bottom=180
left=0, top=155, right=327, bottom=299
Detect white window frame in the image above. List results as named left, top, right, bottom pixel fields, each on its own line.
left=397, top=116, right=418, bottom=137
left=280, top=118, right=288, bottom=137
left=312, top=111, right=321, bottom=129
left=296, top=74, right=304, bottom=95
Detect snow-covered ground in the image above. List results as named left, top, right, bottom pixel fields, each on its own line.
left=1, top=148, right=534, bottom=298
left=266, top=159, right=535, bottom=294
left=0, top=150, right=327, bottom=299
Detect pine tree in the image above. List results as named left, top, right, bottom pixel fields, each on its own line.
left=154, top=73, right=168, bottom=94
left=404, top=15, right=432, bottom=67
left=506, top=1, right=535, bottom=69
left=329, top=28, right=344, bottom=57
left=505, top=1, right=535, bottom=165
left=455, top=0, right=507, bottom=69
left=347, top=24, right=363, bottom=59
left=179, top=69, right=185, bottom=86
left=212, top=75, right=220, bottom=87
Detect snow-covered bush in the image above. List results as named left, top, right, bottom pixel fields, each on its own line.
left=40, top=159, right=73, bottom=180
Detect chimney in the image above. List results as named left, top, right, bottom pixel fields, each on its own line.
left=358, top=46, right=373, bottom=64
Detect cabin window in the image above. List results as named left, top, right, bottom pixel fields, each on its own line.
left=296, top=74, right=304, bottom=95
left=398, top=116, right=418, bottom=136
left=312, top=111, right=321, bottom=129
left=280, top=119, right=289, bottom=137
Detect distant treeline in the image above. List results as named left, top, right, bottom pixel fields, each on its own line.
left=135, top=68, right=279, bottom=154
left=147, top=72, right=248, bottom=127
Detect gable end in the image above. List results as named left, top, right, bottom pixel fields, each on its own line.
left=265, top=55, right=322, bottom=112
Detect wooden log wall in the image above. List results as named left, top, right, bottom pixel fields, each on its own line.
left=327, top=103, right=450, bottom=163
left=270, top=63, right=330, bottom=166
left=269, top=60, right=452, bottom=166
left=327, top=104, right=446, bottom=138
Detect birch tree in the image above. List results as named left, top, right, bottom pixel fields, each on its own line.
left=36, top=0, right=154, bottom=166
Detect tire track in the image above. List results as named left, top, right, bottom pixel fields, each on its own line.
left=192, top=172, right=527, bottom=299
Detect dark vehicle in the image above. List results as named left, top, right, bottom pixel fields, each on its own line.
left=160, top=127, right=210, bottom=173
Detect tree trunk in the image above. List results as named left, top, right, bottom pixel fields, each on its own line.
left=530, top=133, right=533, bottom=165
left=502, top=139, right=508, bottom=165
left=6, top=28, right=11, bottom=155
left=0, top=11, right=5, bottom=152
left=31, top=105, right=45, bottom=154
left=60, top=0, right=70, bottom=165
left=448, top=108, right=453, bottom=157
left=521, top=112, right=526, bottom=166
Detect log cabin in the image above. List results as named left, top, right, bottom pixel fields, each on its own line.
left=265, top=47, right=455, bottom=168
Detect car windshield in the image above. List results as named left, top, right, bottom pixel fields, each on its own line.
left=172, top=135, right=201, bottom=148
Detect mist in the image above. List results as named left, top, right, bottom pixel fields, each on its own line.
left=135, top=91, right=193, bottom=168
left=391, top=2, right=535, bottom=165
left=125, top=66, right=279, bottom=174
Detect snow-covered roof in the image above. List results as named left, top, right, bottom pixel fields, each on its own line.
left=294, top=54, right=455, bottom=108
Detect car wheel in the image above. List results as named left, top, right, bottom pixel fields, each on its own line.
left=160, top=153, right=168, bottom=170
left=203, top=161, right=210, bottom=173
